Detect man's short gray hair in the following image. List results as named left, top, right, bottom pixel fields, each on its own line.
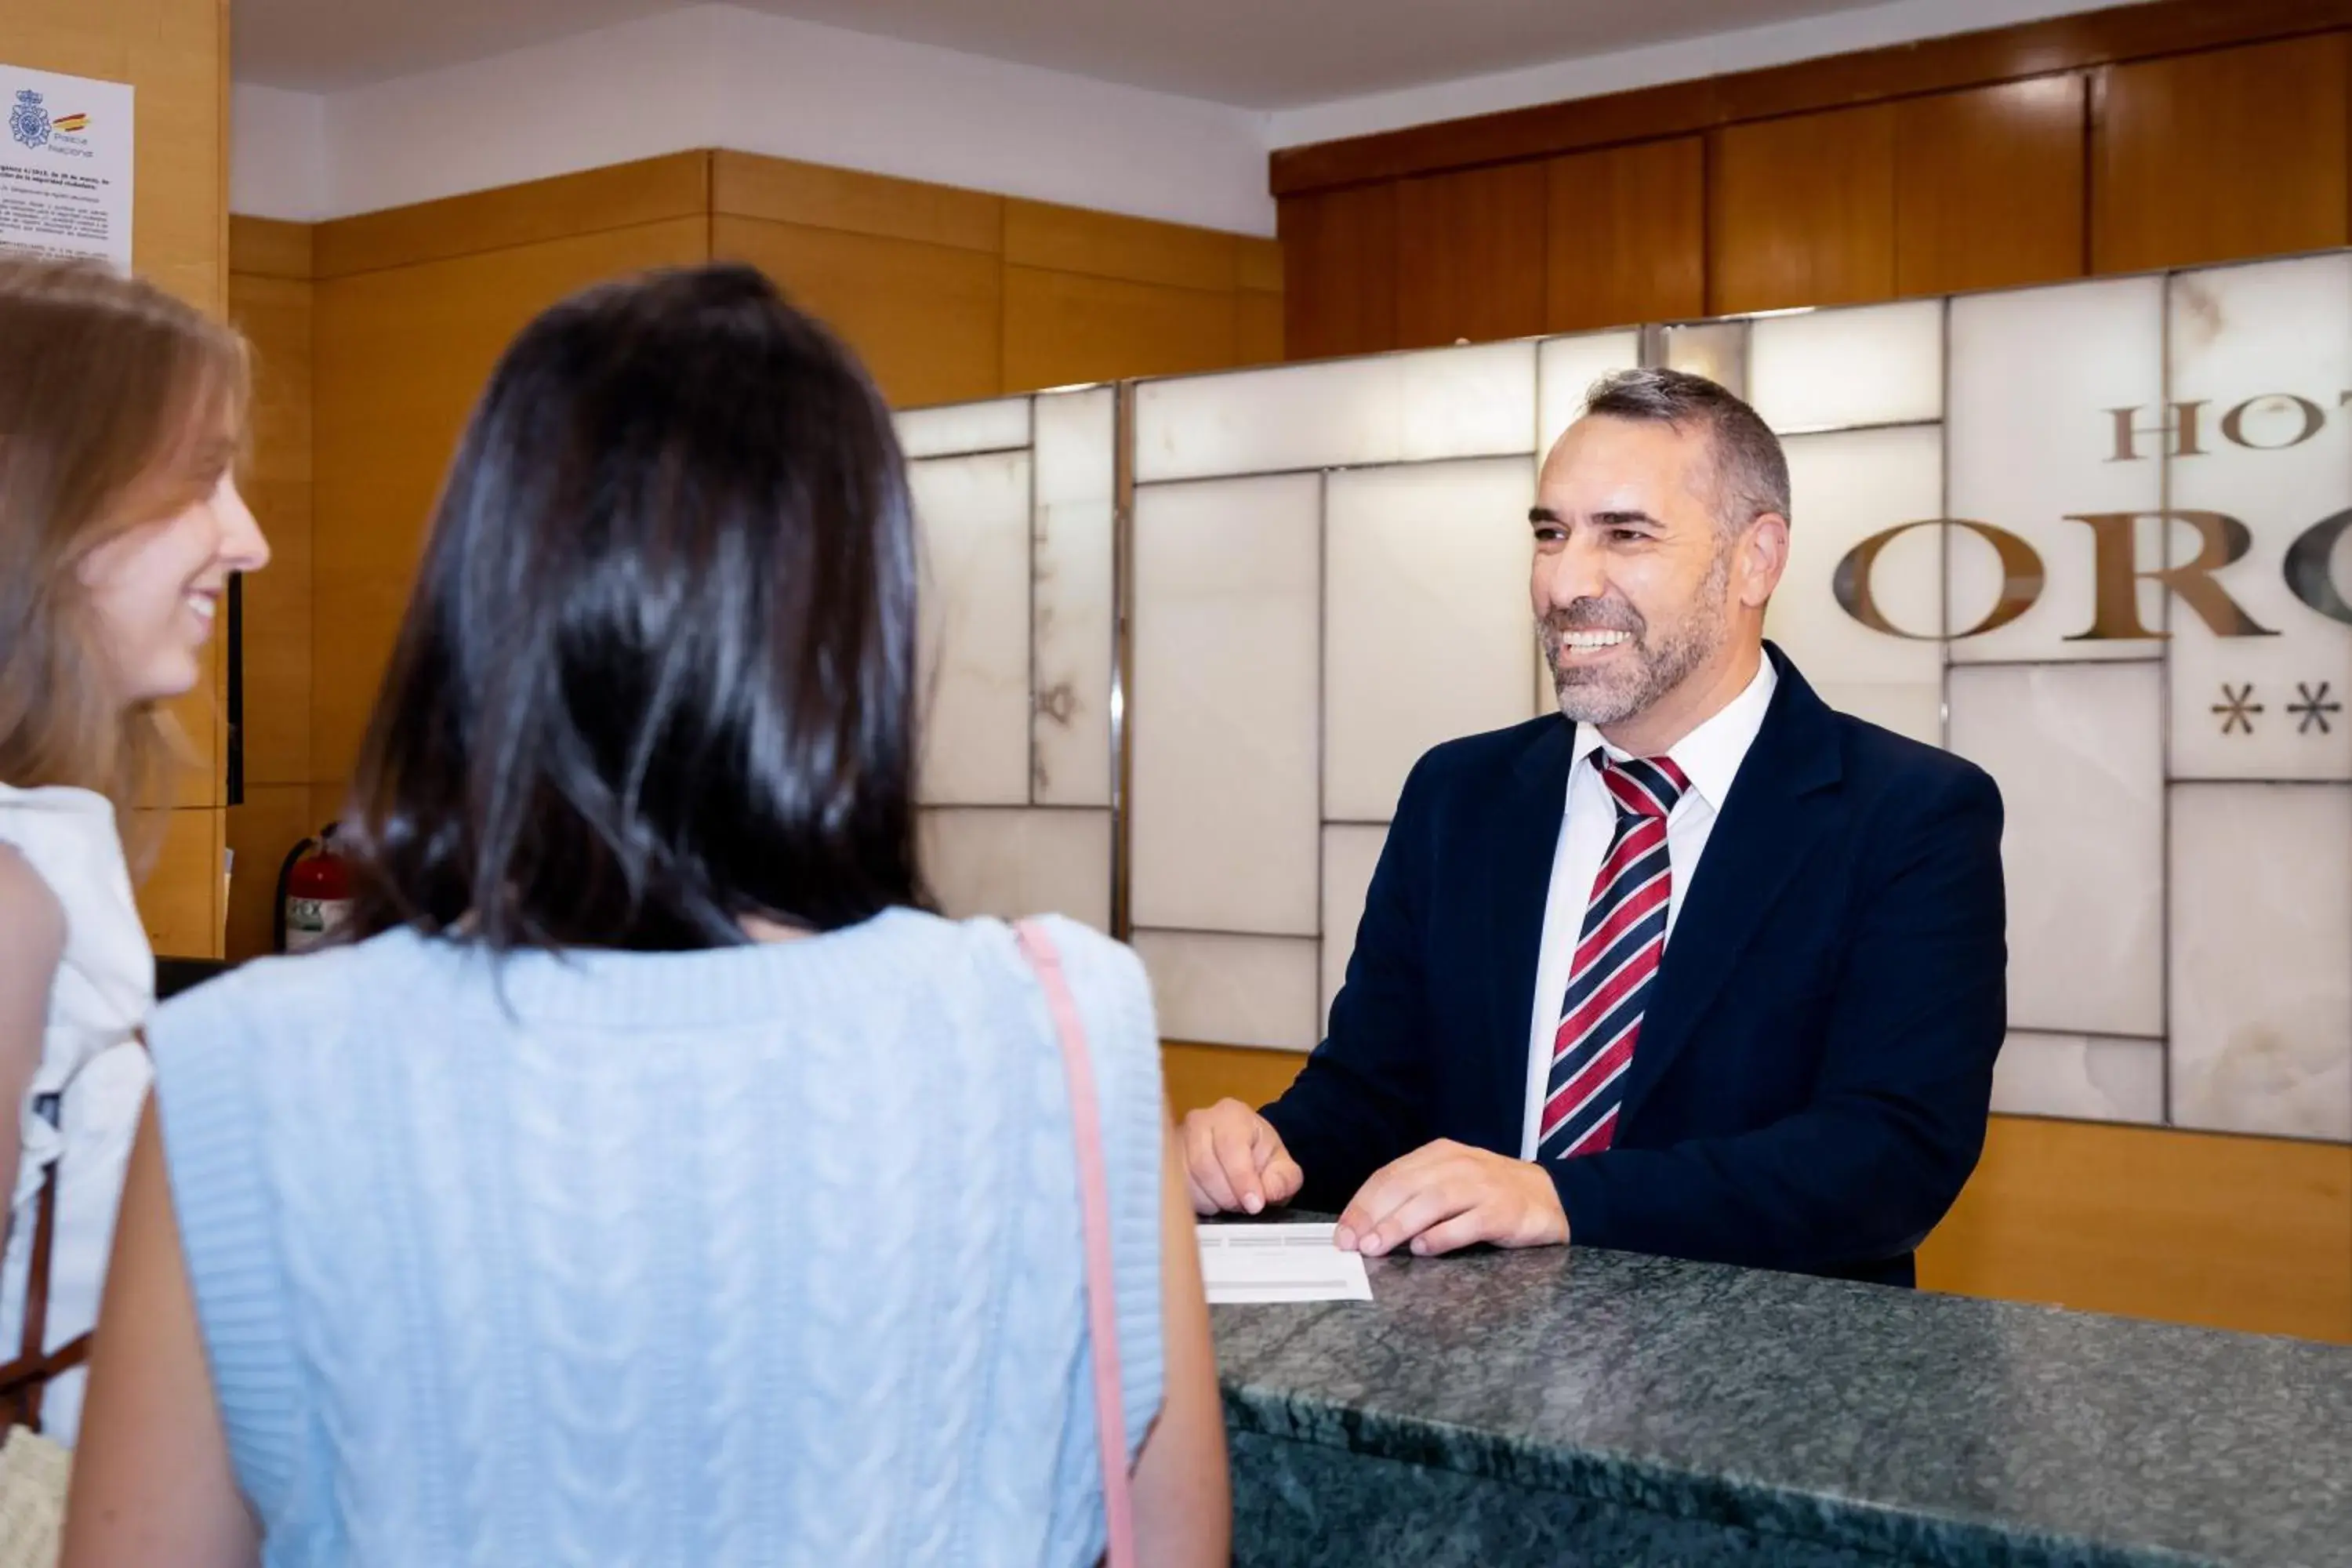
left=1581, top=368, right=1791, bottom=535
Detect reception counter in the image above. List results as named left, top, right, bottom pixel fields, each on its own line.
left=1211, top=1232, right=2352, bottom=1567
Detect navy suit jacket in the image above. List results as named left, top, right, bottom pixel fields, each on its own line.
left=1262, top=646, right=2006, bottom=1287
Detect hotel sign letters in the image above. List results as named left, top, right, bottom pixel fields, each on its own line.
left=1833, top=391, right=2352, bottom=641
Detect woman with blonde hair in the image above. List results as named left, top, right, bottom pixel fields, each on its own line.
left=0, top=256, right=269, bottom=1448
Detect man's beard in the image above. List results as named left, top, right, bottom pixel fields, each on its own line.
left=1540, top=550, right=1730, bottom=728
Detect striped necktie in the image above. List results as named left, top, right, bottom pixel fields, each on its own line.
left=1537, top=753, right=1690, bottom=1163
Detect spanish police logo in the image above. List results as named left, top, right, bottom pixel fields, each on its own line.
left=9, top=89, right=51, bottom=151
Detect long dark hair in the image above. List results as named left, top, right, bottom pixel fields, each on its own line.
left=342, top=263, right=924, bottom=950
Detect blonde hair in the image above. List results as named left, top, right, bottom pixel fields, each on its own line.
left=0, top=256, right=250, bottom=870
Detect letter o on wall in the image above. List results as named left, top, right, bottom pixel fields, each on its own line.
left=2220, top=394, right=2326, bottom=452
left=2286, top=506, right=2352, bottom=626
left=1833, top=519, right=2046, bottom=641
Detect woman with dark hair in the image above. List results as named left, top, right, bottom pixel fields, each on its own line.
left=63, top=264, right=1227, bottom=1566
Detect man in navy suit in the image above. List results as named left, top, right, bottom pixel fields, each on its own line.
left=1180, top=368, right=2005, bottom=1287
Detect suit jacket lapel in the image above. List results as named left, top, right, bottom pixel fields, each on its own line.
left=1617, top=648, right=1843, bottom=1130
left=1479, top=717, right=1573, bottom=1152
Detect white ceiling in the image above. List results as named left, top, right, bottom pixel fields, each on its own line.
left=234, top=0, right=1909, bottom=103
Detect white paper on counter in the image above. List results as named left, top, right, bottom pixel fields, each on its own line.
left=1198, top=1222, right=1373, bottom=1305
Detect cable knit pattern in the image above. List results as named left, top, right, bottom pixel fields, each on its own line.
left=147, top=909, right=1165, bottom=1568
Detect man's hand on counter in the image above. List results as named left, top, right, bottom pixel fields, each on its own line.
left=1334, top=1141, right=1570, bottom=1258
left=1180, top=1098, right=1304, bottom=1218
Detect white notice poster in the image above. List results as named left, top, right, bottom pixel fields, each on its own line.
left=2, top=64, right=133, bottom=270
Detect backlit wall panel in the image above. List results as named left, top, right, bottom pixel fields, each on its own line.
left=909, top=450, right=1032, bottom=806
left=1947, top=277, right=2167, bottom=664
left=1991, top=1033, right=2165, bottom=1126
left=1130, top=474, right=1323, bottom=941
left=1748, top=299, right=1943, bottom=434
left=1949, top=664, right=2165, bottom=1040
left=1132, top=342, right=1536, bottom=485
left=2171, top=785, right=2352, bottom=1141
left=920, top=808, right=1112, bottom=933
left=1129, top=347, right=1544, bottom=1048
left=1323, top=457, right=1542, bottom=822
left=1770, top=425, right=1945, bottom=746
left=896, top=395, right=1030, bottom=460
left=1537, top=331, right=1642, bottom=455
left=899, top=391, right=1116, bottom=934
left=2164, top=255, right=2352, bottom=783
left=1032, top=387, right=1118, bottom=807
left=1130, top=930, right=1321, bottom=1053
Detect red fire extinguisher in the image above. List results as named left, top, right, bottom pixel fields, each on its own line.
left=274, top=825, right=354, bottom=954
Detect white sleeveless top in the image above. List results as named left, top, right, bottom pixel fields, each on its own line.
left=0, top=783, right=154, bottom=1445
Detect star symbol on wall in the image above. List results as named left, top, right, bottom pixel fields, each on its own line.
left=2213, top=683, right=2263, bottom=735
left=2288, top=681, right=2342, bottom=735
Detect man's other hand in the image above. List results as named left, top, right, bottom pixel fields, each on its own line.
left=1334, top=1140, right=1570, bottom=1257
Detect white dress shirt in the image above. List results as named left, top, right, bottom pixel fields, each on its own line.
left=1517, top=657, right=1780, bottom=1160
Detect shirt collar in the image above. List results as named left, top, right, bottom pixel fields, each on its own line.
left=1570, top=654, right=1780, bottom=814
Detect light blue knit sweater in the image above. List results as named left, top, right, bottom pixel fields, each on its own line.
left=147, top=909, right=1166, bottom=1567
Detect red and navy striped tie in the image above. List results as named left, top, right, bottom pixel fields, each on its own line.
left=1537, top=754, right=1690, bottom=1163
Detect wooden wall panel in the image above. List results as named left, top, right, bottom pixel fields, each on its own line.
left=2093, top=34, right=2352, bottom=274
left=1711, top=103, right=1897, bottom=314
left=237, top=477, right=312, bottom=788
left=714, top=151, right=1003, bottom=403
left=1919, top=1118, right=2352, bottom=1344
left=1272, top=5, right=2352, bottom=357
left=223, top=474, right=314, bottom=961
left=135, top=806, right=224, bottom=959
left=230, top=215, right=314, bottom=281
left=226, top=219, right=315, bottom=963
left=711, top=216, right=1001, bottom=407
left=311, top=216, right=710, bottom=784
left=1001, top=198, right=1284, bottom=383
left=1004, top=198, right=1240, bottom=292
left=161, top=630, right=223, bottom=809
left=1237, top=289, right=1285, bottom=365
left=1163, top=1043, right=1307, bottom=1120
left=1236, top=236, right=1284, bottom=296
left=714, top=151, right=998, bottom=251
left=229, top=258, right=314, bottom=788
left=710, top=162, right=1287, bottom=397
left=1544, top=137, right=1706, bottom=332
left=1393, top=162, right=1548, bottom=348
left=314, top=153, right=710, bottom=280
left=1237, top=233, right=1285, bottom=365
left=1281, top=183, right=1398, bottom=360
left=224, top=784, right=312, bottom=963
left=1003, top=268, right=1239, bottom=391
left=1895, top=77, right=2088, bottom=296
left=1272, top=0, right=2352, bottom=196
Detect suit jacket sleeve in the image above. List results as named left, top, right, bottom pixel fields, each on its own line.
left=1259, top=757, right=1440, bottom=1212
left=1548, top=764, right=2006, bottom=1272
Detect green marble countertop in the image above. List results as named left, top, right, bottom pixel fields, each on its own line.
left=1211, top=1236, right=2352, bottom=1566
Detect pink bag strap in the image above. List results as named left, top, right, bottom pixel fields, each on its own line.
left=1014, top=920, right=1138, bottom=1568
